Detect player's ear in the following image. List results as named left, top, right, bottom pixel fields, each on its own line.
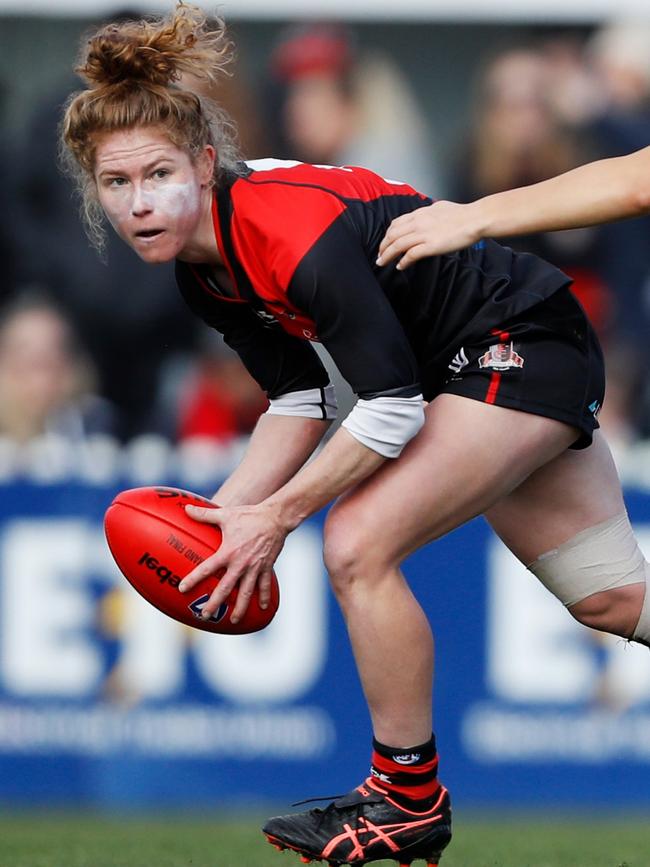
left=197, top=145, right=216, bottom=187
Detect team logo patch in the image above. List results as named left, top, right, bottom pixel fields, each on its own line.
left=478, top=341, right=524, bottom=371
left=189, top=594, right=229, bottom=624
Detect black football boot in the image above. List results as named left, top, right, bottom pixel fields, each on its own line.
left=263, top=777, right=451, bottom=866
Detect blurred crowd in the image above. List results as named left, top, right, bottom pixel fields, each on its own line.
left=0, top=12, right=650, bottom=479
left=452, top=23, right=650, bottom=463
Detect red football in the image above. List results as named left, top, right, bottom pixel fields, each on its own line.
left=104, top=486, right=280, bottom=634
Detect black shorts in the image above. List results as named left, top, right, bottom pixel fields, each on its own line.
left=436, top=286, right=605, bottom=449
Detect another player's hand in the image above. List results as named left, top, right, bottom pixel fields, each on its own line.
left=178, top=501, right=288, bottom=624
left=376, top=201, right=483, bottom=269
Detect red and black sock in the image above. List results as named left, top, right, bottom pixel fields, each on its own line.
left=370, top=734, right=441, bottom=809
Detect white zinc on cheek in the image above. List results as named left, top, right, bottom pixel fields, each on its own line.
left=101, top=178, right=202, bottom=237
left=102, top=187, right=132, bottom=233
left=143, top=179, right=201, bottom=218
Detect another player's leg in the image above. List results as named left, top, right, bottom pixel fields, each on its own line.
left=486, top=430, right=648, bottom=644
left=264, top=395, right=579, bottom=865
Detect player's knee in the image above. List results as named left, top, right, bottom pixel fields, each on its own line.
left=528, top=512, right=650, bottom=646
left=322, top=526, right=368, bottom=597
left=323, top=510, right=384, bottom=597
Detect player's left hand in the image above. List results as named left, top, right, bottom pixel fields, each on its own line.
left=178, top=502, right=288, bottom=624
left=377, top=200, right=482, bottom=269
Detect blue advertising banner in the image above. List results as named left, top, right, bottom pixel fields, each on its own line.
left=0, top=477, right=649, bottom=809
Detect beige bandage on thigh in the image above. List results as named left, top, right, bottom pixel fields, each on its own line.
left=528, top=512, right=650, bottom=645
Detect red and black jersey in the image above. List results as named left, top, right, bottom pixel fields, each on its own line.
left=175, top=159, right=571, bottom=403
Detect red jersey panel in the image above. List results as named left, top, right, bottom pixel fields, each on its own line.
left=215, top=159, right=427, bottom=341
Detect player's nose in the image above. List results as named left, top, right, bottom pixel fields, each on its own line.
left=131, top=185, right=153, bottom=217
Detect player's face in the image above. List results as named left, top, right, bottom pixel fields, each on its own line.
left=94, top=126, right=215, bottom=264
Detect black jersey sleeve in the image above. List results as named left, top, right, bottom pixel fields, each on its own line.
left=175, top=261, right=330, bottom=399
left=286, top=216, right=421, bottom=399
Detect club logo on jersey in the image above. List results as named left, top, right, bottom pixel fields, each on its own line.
left=478, top=341, right=524, bottom=371
left=448, top=348, right=469, bottom=374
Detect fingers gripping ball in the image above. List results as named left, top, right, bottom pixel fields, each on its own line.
left=104, top=486, right=280, bottom=634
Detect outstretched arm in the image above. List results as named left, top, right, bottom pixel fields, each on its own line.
left=377, top=146, right=650, bottom=269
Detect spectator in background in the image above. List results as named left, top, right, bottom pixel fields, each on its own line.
left=180, top=51, right=269, bottom=162
left=0, top=292, right=118, bottom=443
left=264, top=23, right=440, bottom=421
left=587, top=21, right=650, bottom=121
left=581, top=22, right=650, bottom=438
left=447, top=45, right=647, bottom=455
left=176, top=333, right=268, bottom=444
left=266, top=23, right=439, bottom=196
left=0, top=78, right=18, bottom=296
left=451, top=47, right=611, bottom=330
left=545, top=22, right=650, bottom=442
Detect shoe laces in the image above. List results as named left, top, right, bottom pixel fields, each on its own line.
left=291, top=795, right=344, bottom=807
left=292, top=782, right=383, bottom=831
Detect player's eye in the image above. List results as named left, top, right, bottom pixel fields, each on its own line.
left=153, top=168, right=170, bottom=180
left=108, top=176, right=128, bottom=187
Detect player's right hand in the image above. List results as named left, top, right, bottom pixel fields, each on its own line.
left=180, top=500, right=287, bottom=624
left=376, top=200, right=483, bottom=270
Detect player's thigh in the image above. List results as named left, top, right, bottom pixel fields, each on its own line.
left=484, top=430, right=625, bottom=565
left=324, top=393, right=579, bottom=568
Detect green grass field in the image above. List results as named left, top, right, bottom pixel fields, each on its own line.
left=0, top=812, right=648, bottom=867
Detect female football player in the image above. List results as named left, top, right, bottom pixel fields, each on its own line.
left=377, top=146, right=650, bottom=267
left=61, top=6, right=650, bottom=865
